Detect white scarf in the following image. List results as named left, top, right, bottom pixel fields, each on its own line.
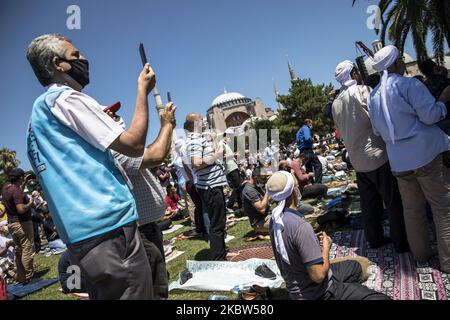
left=268, top=171, right=294, bottom=264
left=335, top=60, right=357, bottom=96
left=372, top=45, right=399, bottom=145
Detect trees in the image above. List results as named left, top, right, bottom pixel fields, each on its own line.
left=353, top=0, right=450, bottom=64
left=259, top=79, right=334, bottom=146
left=0, top=147, right=20, bottom=176
left=0, top=147, right=21, bottom=188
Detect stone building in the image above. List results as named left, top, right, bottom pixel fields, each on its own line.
left=206, top=90, right=275, bottom=132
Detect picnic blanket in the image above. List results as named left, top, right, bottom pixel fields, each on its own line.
left=169, top=259, right=283, bottom=292
left=331, top=229, right=450, bottom=300
left=7, top=278, right=59, bottom=299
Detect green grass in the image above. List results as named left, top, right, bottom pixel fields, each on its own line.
left=22, top=218, right=275, bottom=300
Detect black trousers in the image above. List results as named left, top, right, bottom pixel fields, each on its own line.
left=198, top=186, right=227, bottom=261
left=226, top=169, right=243, bottom=209
left=138, top=222, right=168, bottom=300
left=186, top=180, right=207, bottom=234
left=356, top=162, right=409, bottom=252
left=67, top=222, right=153, bottom=300
left=324, top=261, right=390, bottom=300
left=301, top=148, right=323, bottom=183
left=302, top=184, right=328, bottom=200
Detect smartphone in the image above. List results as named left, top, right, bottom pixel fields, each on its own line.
left=167, top=91, right=172, bottom=103
left=139, top=43, right=148, bottom=67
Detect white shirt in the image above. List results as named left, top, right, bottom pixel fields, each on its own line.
left=317, top=156, right=328, bottom=174
left=47, top=83, right=124, bottom=152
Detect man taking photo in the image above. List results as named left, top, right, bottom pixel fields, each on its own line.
left=26, top=34, right=155, bottom=299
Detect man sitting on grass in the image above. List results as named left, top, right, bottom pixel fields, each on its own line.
left=266, top=170, right=390, bottom=300
left=242, top=166, right=271, bottom=234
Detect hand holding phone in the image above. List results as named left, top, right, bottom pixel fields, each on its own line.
left=139, top=43, right=148, bottom=67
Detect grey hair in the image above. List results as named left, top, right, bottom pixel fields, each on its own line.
left=26, top=34, right=71, bottom=86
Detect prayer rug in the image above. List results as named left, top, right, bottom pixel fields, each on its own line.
left=7, top=278, right=59, bottom=299
left=227, top=244, right=274, bottom=262
left=330, top=230, right=450, bottom=300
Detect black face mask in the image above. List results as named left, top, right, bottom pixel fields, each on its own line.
left=60, top=58, right=90, bottom=88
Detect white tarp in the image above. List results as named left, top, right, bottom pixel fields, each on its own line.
left=169, top=258, right=284, bottom=292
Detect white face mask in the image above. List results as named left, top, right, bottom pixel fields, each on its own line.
left=115, top=116, right=126, bottom=130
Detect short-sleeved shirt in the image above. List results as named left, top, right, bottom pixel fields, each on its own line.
left=270, top=208, right=332, bottom=300
left=219, top=140, right=238, bottom=174
left=26, top=83, right=137, bottom=244
left=242, top=182, right=268, bottom=227
left=185, top=133, right=227, bottom=190
left=112, top=153, right=167, bottom=226
left=1, top=184, right=32, bottom=223
left=165, top=194, right=180, bottom=210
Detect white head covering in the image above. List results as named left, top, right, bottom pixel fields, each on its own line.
left=372, top=45, right=399, bottom=144
left=335, top=60, right=357, bottom=89
left=267, top=171, right=295, bottom=264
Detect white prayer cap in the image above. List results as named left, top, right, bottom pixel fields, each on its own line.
left=335, top=60, right=355, bottom=86
left=372, top=45, right=399, bottom=72
left=267, top=171, right=294, bottom=201
left=371, top=45, right=399, bottom=144
left=293, top=149, right=300, bottom=158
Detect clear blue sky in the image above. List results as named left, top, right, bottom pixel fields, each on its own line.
left=0, top=0, right=424, bottom=169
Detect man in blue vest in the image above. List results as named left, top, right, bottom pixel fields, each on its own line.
left=296, top=119, right=323, bottom=183
left=25, top=34, right=155, bottom=299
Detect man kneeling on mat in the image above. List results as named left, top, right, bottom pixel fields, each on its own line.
left=266, top=171, right=390, bottom=300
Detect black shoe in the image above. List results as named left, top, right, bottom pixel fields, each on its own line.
left=179, top=270, right=193, bottom=285
left=184, top=230, right=203, bottom=238
left=237, top=285, right=271, bottom=300
left=255, top=264, right=277, bottom=280
left=369, top=237, right=392, bottom=249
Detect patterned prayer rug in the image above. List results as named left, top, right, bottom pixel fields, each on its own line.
left=330, top=230, right=450, bottom=300
left=227, top=243, right=274, bottom=262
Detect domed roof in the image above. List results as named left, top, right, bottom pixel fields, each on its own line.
left=211, top=90, right=247, bottom=107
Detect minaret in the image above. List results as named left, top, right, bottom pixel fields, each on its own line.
left=287, top=55, right=298, bottom=83
left=153, top=87, right=165, bottom=118
left=272, top=78, right=283, bottom=111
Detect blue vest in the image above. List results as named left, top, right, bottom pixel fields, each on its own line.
left=26, top=86, right=137, bottom=244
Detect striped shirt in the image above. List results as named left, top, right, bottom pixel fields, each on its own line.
left=112, top=152, right=166, bottom=226
left=185, top=132, right=227, bottom=190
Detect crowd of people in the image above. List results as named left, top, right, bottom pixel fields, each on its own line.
left=0, top=33, right=449, bottom=301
